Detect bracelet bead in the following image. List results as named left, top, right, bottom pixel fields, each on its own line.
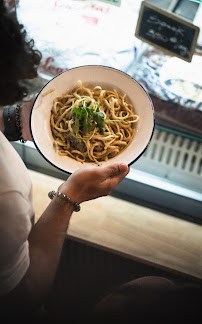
left=48, top=190, right=81, bottom=212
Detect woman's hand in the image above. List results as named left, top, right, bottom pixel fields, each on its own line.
left=58, top=163, right=130, bottom=204
left=20, top=98, right=35, bottom=141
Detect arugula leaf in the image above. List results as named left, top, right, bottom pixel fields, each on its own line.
left=73, top=107, right=83, bottom=117
left=83, top=108, right=89, bottom=134
left=86, top=106, right=94, bottom=117
left=73, top=107, right=82, bottom=135
left=74, top=117, right=80, bottom=135
left=93, top=111, right=105, bottom=134
left=73, top=100, right=105, bottom=135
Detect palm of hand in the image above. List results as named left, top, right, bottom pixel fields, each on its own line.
left=58, top=164, right=129, bottom=204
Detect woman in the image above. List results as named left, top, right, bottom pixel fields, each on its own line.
left=0, top=1, right=129, bottom=321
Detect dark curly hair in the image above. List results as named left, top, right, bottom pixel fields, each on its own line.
left=0, top=0, right=42, bottom=106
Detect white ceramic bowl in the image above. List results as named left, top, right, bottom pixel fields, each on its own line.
left=30, top=65, right=155, bottom=174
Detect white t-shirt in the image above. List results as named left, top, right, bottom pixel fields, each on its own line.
left=0, top=131, right=34, bottom=295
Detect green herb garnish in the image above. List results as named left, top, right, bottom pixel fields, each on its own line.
left=73, top=100, right=105, bottom=135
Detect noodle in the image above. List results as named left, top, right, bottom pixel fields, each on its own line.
left=50, top=81, right=139, bottom=164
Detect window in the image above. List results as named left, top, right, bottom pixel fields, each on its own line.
left=12, top=0, right=202, bottom=223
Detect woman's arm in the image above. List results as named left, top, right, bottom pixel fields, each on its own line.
left=4, top=163, right=129, bottom=316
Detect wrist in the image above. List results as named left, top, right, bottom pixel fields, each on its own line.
left=48, top=190, right=81, bottom=212
left=58, top=183, right=83, bottom=205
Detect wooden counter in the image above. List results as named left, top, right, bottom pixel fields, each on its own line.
left=29, top=169, right=202, bottom=281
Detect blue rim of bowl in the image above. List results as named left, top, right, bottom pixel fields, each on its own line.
left=30, top=65, right=155, bottom=175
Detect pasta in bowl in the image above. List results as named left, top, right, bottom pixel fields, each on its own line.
left=30, top=66, right=155, bottom=174
left=50, top=81, right=139, bottom=164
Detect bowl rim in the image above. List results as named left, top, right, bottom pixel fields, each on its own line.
left=30, top=64, right=155, bottom=174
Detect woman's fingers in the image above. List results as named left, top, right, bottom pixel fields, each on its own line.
left=100, top=163, right=129, bottom=180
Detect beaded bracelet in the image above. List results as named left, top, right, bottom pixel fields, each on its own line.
left=15, top=104, right=26, bottom=143
left=48, top=190, right=81, bottom=212
left=3, top=104, right=26, bottom=143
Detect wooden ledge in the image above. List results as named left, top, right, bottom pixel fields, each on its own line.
left=29, top=170, right=202, bottom=281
